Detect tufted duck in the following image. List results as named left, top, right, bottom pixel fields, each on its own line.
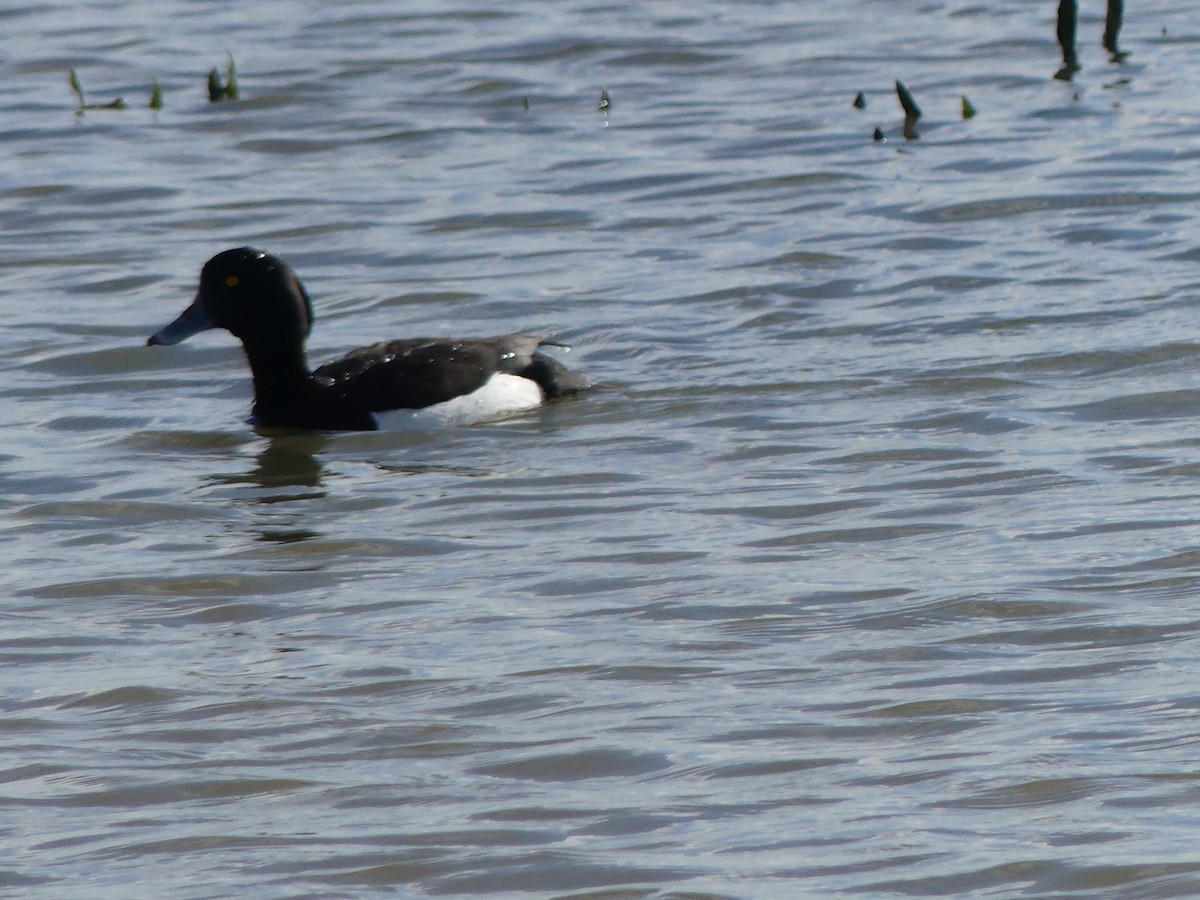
left=148, top=247, right=589, bottom=430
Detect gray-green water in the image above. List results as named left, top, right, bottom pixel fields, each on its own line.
left=6, top=1, right=1200, bottom=896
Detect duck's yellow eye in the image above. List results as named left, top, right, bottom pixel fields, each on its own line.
left=225, top=276, right=240, bottom=288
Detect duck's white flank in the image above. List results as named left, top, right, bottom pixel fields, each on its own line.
left=372, top=372, right=544, bottom=429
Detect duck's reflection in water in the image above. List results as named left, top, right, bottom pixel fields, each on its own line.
left=213, top=430, right=501, bottom=547
left=205, top=434, right=331, bottom=545
left=244, top=433, right=329, bottom=497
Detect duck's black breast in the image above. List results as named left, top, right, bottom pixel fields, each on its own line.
left=252, top=390, right=378, bottom=431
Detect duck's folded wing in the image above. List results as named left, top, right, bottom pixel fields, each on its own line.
left=314, top=338, right=507, bottom=411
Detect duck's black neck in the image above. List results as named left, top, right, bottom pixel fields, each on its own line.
left=237, top=336, right=377, bottom=430
left=241, top=336, right=313, bottom=401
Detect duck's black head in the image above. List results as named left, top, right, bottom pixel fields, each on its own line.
left=148, top=247, right=316, bottom=348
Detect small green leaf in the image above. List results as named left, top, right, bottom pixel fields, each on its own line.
left=895, top=80, right=921, bottom=119
left=68, top=68, right=85, bottom=107
left=224, top=52, right=239, bottom=100
left=852, top=91, right=866, bottom=109
left=149, top=77, right=163, bottom=110
left=207, top=67, right=223, bottom=102
left=961, top=95, right=976, bottom=120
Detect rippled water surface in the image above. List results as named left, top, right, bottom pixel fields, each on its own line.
left=7, top=0, right=1200, bottom=896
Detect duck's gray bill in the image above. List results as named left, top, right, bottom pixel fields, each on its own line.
left=147, top=298, right=214, bottom=346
